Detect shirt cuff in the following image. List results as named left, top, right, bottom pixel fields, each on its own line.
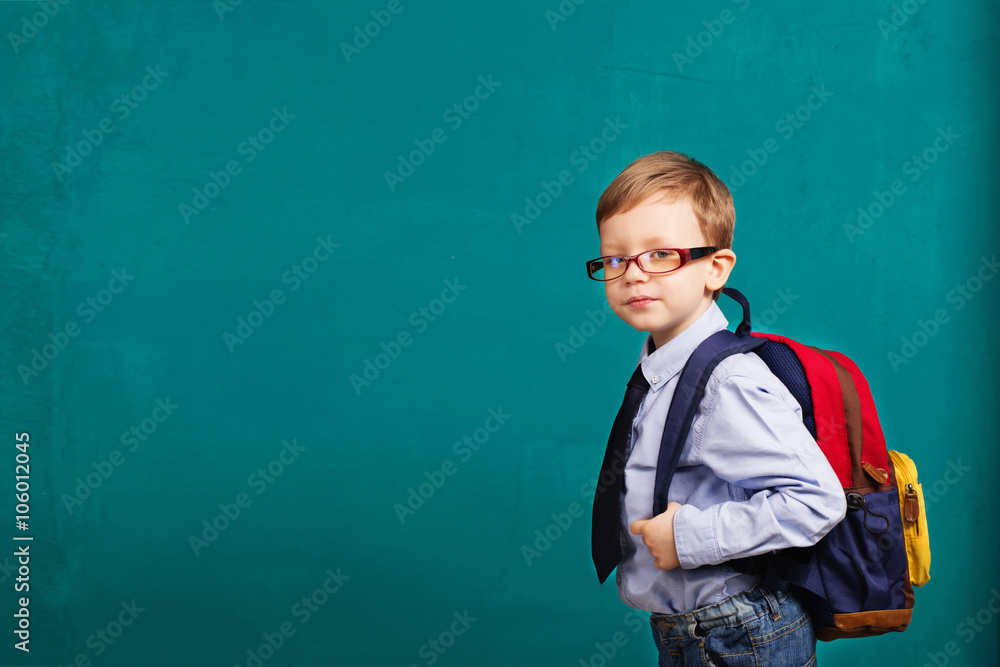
left=672, top=503, right=722, bottom=568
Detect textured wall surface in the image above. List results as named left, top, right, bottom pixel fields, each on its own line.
left=1, top=1, right=997, bottom=665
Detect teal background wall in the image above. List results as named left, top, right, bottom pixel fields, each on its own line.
left=1, top=1, right=997, bottom=665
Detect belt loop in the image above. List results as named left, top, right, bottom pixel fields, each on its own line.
left=760, top=584, right=781, bottom=621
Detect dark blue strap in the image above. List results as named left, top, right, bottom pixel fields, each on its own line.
left=722, top=287, right=752, bottom=337
left=651, top=329, right=765, bottom=516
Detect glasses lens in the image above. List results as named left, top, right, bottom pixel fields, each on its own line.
left=641, top=250, right=681, bottom=273
left=591, top=256, right=628, bottom=280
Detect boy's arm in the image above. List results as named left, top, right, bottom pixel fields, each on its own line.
left=671, top=371, right=848, bottom=569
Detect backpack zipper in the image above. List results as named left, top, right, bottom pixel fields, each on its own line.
left=889, top=450, right=922, bottom=535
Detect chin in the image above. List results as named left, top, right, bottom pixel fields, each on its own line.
left=622, top=312, right=665, bottom=331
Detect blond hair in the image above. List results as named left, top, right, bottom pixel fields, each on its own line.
left=595, top=150, right=735, bottom=299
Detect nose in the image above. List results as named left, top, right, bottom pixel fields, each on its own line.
left=622, top=257, right=647, bottom=284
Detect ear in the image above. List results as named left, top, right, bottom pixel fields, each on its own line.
left=705, top=249, right=736, bottom=292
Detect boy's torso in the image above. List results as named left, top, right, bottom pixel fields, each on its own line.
left=615, top=300, right=808, bottom=615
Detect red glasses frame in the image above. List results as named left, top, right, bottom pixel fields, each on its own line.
left=586, top=246, right=721, bottom=281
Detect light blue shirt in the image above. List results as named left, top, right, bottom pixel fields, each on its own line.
left=616, top=300, right=847, bottom=614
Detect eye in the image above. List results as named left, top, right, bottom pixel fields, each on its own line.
left=650, top=250, right=676, bottom=259
left=607, top=256, right=626, bottom=268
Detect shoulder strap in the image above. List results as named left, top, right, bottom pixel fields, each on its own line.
left=651, top=288, right=764, bottom=516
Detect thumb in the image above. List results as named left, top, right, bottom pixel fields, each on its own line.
left=629, top=519, right=649, bottom=535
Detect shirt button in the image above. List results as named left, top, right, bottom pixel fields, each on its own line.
left=652, top=376, right=660, bottom=384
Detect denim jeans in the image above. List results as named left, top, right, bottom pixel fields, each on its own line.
left=648, top=583, right=817, bottom=667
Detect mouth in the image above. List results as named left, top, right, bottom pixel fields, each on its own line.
left=626, top=296, right=656, bottom=308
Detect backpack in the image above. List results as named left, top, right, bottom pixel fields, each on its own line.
left=652, top=287, right=931, bottom=640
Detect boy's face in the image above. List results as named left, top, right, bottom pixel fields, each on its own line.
left=598, top=193, right=734, bottom=350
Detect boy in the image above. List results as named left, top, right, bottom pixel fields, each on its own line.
left=587, top=151, right=846, bottom=667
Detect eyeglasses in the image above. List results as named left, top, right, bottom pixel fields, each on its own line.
left=585, top=246, right=721, bottom=281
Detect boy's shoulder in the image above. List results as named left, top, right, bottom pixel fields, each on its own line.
left=702, top=348, right=802, bottom=416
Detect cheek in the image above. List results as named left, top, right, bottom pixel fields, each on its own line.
left=603, top=286, right=619, bottom=311
left=674, top=271, right=705, bottom=294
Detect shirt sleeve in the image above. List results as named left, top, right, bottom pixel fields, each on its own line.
left=671, top=370, right=848, bottom=569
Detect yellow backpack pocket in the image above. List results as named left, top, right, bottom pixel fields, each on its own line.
left=889, top=450, right=931, bottom=587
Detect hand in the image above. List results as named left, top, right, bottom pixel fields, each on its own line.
left=629, top=501, right=682, bottom=570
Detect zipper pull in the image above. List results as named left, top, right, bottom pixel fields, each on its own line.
left=904, top=483, right=919, bottom=523
left=846, top=492, right=890, bottom=534
left=862, top=461, right=889, bottom=485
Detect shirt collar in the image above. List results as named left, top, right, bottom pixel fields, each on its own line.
left=635, top=300, right=730, bottom=392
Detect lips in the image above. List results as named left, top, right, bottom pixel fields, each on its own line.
left=627, top=295, right=656, bottom=306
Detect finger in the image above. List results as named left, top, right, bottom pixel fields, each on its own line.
left=629, top=519, right=648, bottom=535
